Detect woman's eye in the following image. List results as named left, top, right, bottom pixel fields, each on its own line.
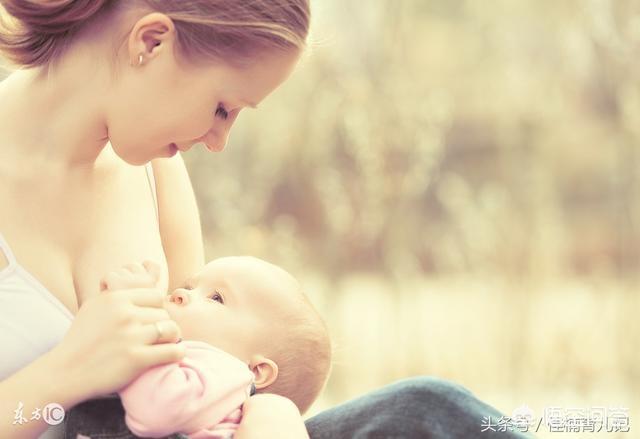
left=209, top=291, right=225, bottom=304
left=215, top=105, right=229, bottom=120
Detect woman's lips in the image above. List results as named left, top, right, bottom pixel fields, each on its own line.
left=167, top=143, right=178, bottom=157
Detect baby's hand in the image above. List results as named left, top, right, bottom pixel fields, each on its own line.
left=100, top=260, right=164, bottom=292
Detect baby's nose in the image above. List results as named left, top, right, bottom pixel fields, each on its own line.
left=169, top=289, right=190, bottom=305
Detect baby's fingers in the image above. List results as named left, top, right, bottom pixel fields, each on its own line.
left=144, top=319, right=182, bottom=344
left=142, top=260, right=166, bottom=288
left=124, top=263, right=146, bottom=275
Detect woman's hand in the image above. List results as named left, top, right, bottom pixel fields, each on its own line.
left=50, top=282, right=184, bottom=403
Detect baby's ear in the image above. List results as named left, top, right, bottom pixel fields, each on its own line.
left=249, top=355, right=279, bottom=390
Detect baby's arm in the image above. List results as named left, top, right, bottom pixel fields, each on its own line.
left=119, top=342, right=254, bottom=438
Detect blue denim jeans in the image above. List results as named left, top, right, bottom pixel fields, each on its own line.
left=305, top=376, right=535, bottom=438
left=64, top=376, right=535, bottom=438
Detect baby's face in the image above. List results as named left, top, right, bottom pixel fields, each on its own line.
left=164, top=256, right=299, bottom=363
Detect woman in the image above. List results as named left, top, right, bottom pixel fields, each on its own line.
left=0, top=1, right=530, bottom=438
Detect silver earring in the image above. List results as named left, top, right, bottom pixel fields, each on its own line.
left=137, top=53, right=144, bottom=66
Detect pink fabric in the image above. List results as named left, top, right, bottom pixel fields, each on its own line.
left=119, top=340, right=254, bottom=438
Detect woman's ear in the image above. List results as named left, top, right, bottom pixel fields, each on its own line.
left=249, top=355, right=279, bottom=389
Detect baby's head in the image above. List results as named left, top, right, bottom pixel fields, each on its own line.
left=164, top=256, right=331, bottom=414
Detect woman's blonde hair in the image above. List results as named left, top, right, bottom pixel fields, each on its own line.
left=0, top=0, right=310, bottom=69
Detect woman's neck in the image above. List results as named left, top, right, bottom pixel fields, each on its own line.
left=0, top=46, right=112, bottom=174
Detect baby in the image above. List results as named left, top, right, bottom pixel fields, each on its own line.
left=100, top=256, right=332, bottom=439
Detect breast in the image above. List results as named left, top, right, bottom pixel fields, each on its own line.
left=0, top=149, right=168, bottom=378
left=71, top=162, right=168, bottom=305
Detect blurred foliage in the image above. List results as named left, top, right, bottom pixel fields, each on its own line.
left=184, top=1, right=640, bottom=433
left=187, top=0, right=640, bottom=285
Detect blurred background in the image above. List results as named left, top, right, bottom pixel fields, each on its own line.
left=185, top=0, right=640, bottom=437
left=0, top=0, right=636, bottom=437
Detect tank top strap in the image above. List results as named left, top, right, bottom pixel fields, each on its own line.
left=0, top=232, right=17, bottom=273
left=144, top=162, right=159, bottom=224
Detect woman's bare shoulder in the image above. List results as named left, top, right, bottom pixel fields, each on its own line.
left=151, top=155, right=205, bottom=290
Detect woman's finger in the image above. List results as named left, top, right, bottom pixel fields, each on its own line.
left=146, top=319, right=181, bottom=344
left=125, top=289, right=166, bottom=308
left=140, top=341, right=186, bottom=368
left=135, top=307, right=171, bottom=325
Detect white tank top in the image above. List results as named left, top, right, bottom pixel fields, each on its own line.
left=0, top=162, right=159, bottom=438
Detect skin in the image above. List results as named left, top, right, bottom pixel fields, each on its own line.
left=0, top=8, right=300, bottom=310
left=104, top=257, right=304, bottom=391
left=0, top=8, right=300, bottom=169
left=0, top=4, right=305, bottom=438
left=167, top=256, right=303, bottom=390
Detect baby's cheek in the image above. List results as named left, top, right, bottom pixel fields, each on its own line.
left=170, top=308, right=210, bottom=340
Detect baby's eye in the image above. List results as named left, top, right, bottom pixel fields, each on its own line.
left=209, top=291, right=225, bottom=304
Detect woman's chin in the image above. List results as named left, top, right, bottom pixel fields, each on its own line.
left=111, top=143, right=178, bottom=165
left=158, top=143, right=179, bottom=159
left=121, top=155, right=152, bottom=166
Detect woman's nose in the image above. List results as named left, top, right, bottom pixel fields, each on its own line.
left=201, top=110, right=241, bottom=152
left=169, top=289, right=190, bottom=305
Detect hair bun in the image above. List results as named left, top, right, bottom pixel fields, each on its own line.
left=0, top=0, right=112, bottom=67
left=1, top=0, right=110, bottom=34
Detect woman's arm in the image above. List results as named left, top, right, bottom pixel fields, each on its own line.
left=235, top=394, right=310, bottom=439
left=0, top=347, right=85, bottom=439
left=1, top=286, right=186, bottom=439
left=151, top=155, right=205, bottom=290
